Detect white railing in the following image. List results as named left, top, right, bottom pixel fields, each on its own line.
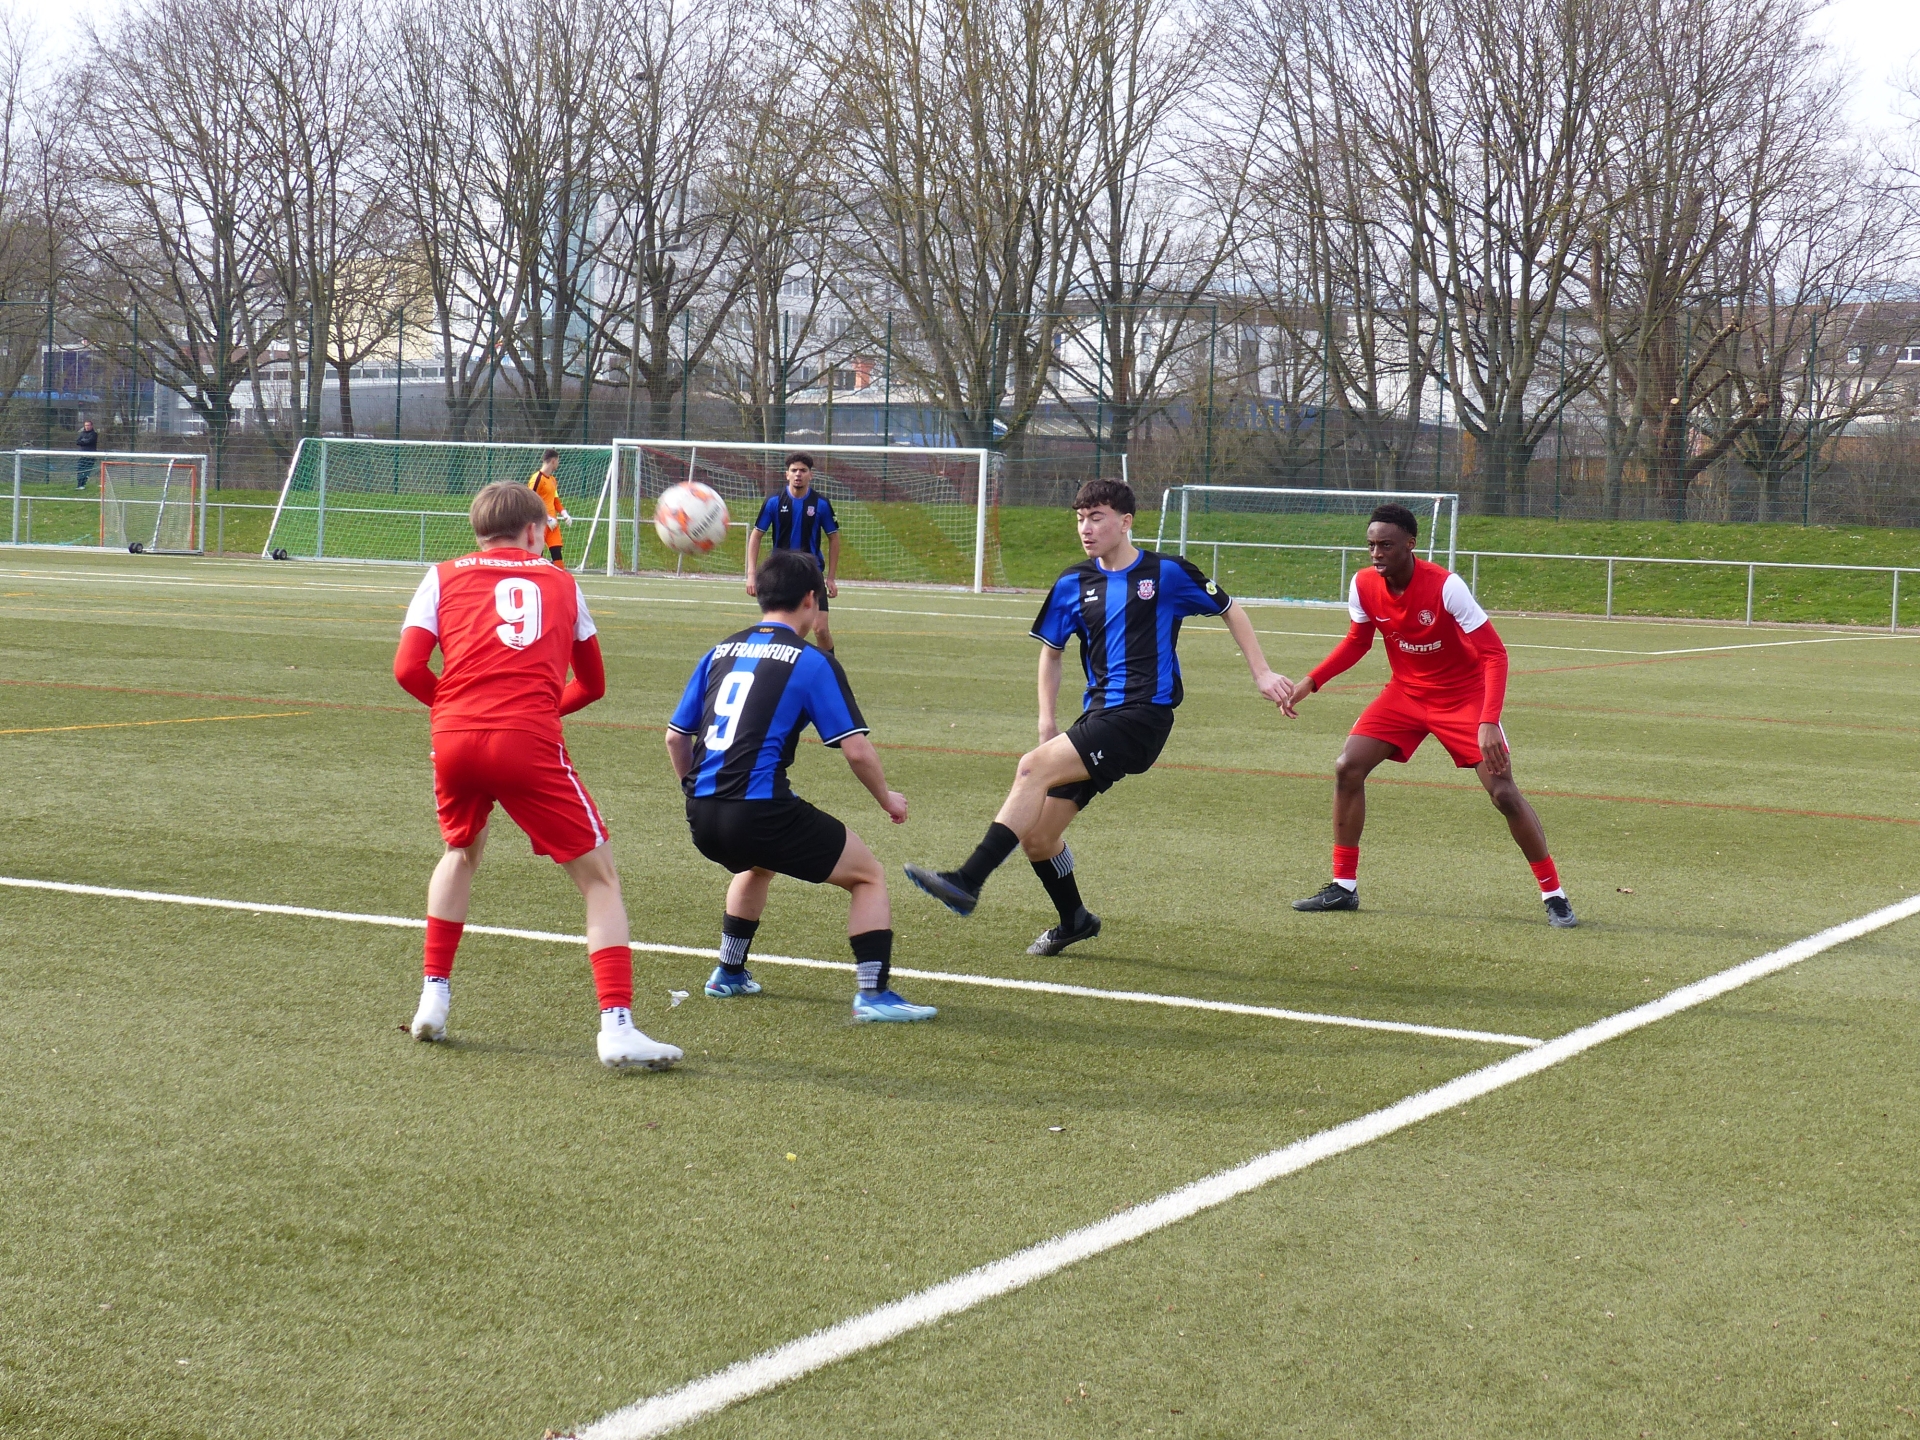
left=1171, top=535, right=1917, bottom=631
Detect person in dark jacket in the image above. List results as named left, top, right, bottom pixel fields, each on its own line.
left=75, top=420, right=99, bottom=489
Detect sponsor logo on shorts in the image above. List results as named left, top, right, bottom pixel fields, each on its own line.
left=1417, top=608, right=1436, bottom=625
left=1137, top=579, right=1155, bottom=600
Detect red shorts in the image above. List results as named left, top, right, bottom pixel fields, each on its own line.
left=431, top=729, right=608, bottom=862
left=1353, top=685, right=1502, bottom=769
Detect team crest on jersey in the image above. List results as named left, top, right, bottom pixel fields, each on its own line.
left=1137, top=578, right=1155, bottom=600
left=806, top=506, right=815, bottom=516
left=1417, top=608, right=1436, bottom=625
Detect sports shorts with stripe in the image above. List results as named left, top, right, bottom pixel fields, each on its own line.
left=432, top=729, right=609, bottom=862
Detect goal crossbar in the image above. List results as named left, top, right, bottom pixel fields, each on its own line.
left=587, top=438, right=996, bottom=592
left=1156, top=485, right=1459, bottom=572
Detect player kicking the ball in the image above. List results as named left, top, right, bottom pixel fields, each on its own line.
left=904, top=478, right=1293, bottom=954
left=1282, top=503, right=1576, bottom=927
left=392, top=482, right=682, bottom=1070
left=667, top=550, right=935, bottom=1023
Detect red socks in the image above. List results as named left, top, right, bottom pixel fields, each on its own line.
left=1530, top=856, right=1564, bottom=898
left=589, top=945, right=634, bottom=1012
left=1332, top=845, right=1359, bottom=889
left=423, top=916, right=464, bottom=979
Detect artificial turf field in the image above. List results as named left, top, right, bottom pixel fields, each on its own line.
left=2, top=549, right=1917, bottom=1439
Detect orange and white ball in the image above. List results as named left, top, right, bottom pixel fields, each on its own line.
left=653, top=482, right=730, bottom=554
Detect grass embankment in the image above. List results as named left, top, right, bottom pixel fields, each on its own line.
left=13, top=479, right=1917, bottom=625
left=999, top=508, right=1920, bottom=628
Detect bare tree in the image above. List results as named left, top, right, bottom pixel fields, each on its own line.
left=822, top=0, right=1102, bottom=450
left=74, top=0, right=277, bottom=485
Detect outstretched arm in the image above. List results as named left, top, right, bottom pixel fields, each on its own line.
left=558, top=635, right=606, bottom=715
left=1285, top=622, right=1378, bottom=715
left=393, top=627, right=439, bottom=707
left=839, top=733, right=907, bottom=823
left=1221, top=603, right=1292, bottom=708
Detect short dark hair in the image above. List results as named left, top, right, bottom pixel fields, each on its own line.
left=541, top=448, right=560, bottom=463
left=1369, top=503, right=1418, bottom=539
left=784, top=452, right=815, bottom=472
left=756, top=550, right=825, bottom=613
left=1072, top=478, right=1136, bottom=516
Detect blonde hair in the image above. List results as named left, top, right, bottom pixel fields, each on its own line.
left=470, top=481, right=550, bottom=542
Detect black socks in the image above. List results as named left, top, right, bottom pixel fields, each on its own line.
left=719, top=913, right=759, bottom=975
left=1030, top=846, right=1085, bottom=927
left=957, top=822, right=1020, bottom=892
left=850, top=928, right=893, bottom=993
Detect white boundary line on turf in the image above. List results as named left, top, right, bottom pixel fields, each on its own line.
left=572, top=892, right=1920, bottom=1440
left=0, top=876, right=1539, bottom=1048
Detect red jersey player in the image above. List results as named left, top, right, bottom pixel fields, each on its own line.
left=1281, top=503, right=1576, bottom=927
left=391, top=482, right=683, bottom=1069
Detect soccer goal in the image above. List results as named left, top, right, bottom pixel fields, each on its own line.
left=1154, top=485, right=1460, bottom=605
left=7, top=450, right=209, bottom=553
left=261, top=438, right=613, bottom=564
left=580, top=439, right=1002, bottom=591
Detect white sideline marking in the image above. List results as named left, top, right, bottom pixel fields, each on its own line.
left=573, top=893, right=1920, bottom=1440
left=0, top=876, right=1537, bottom=1047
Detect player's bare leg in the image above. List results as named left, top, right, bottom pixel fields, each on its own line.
left=906, top=734, right=1089, bottom=917
left=708, top=867, right=775, bottom=997
left=811, top=613, right=835, bottom=656
left=412, top=828, right=491, bottom=1039
left=560, top=842, right=682, bottom=1070
left=1475, top=753, right=1577, bottom=927
left=1294, top=735, right=1397, bottom=912
left=1020, top=795, right=1100, bottom=956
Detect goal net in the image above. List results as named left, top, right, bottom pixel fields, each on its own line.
left=581, top=439, right=1003, bottom=591
left=1153, top=486, right=1459, bottom=605
left=262, top=439, right=612, bottom=563
left=5, top=450, right=208, bottom=553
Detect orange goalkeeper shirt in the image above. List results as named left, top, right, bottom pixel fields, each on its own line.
left=528, top=469, right=563, bottom=547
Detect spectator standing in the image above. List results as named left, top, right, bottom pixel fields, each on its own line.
left=75, top=420, right=99, bottom=490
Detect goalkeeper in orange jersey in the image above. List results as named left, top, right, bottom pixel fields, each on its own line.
left=528, top=448, right=571, bottom=564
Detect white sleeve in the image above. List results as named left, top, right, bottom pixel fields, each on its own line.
left=1346, top=574, right=1371, bottom=624
left=572, top=579, right=598, bottom=641
left=1441, top=572, right=1488, bottom=632
left=402, top=566, right=441, bottom=635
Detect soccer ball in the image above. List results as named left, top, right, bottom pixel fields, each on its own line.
left=653, top=482, right=730, bottom=554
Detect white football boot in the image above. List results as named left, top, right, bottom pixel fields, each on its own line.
left=410, top=977, right=450, bottom=1041
left=596, top=1009, right=682, bottom=1071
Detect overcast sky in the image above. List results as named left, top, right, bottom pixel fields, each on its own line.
left=10, top=0, right=1919, bottom=140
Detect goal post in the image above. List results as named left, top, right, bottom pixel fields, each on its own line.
left=1155, top=485, right=1459, bottom=605
left=583, top=439, right=1000, bottom=592
left=262, top=438, right=615, bottom=564
left=7, top=449, right=209, bottom=553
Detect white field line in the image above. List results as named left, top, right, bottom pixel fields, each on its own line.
left=0, top=876, right=1537, bottom=1047
left=575, top=892, right=1920, bottom=1440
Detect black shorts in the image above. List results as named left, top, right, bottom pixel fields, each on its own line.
left=1047, top=703, right=1176, bottom=809
left=770, top=547, right=828, bottom=608
left=685, top=796, right=847, bottom=884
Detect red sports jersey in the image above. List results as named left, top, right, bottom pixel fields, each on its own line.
left=400, top=549, right=597, bottom=742
left=1308, top=557, right=1508, bottom=721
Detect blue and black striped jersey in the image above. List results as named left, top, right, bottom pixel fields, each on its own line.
left=668, top=622, right=868, bottom=800
left=753, top=488, right=838, bottom=561
left=1031, top=548, right=1232, bottom=711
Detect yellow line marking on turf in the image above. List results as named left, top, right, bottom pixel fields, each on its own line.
left=0, top=711, right=307, bottom=736
left=0, top=875, right=1542, bottom=1048
left=575, top=891, right=1920, bottom=1440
